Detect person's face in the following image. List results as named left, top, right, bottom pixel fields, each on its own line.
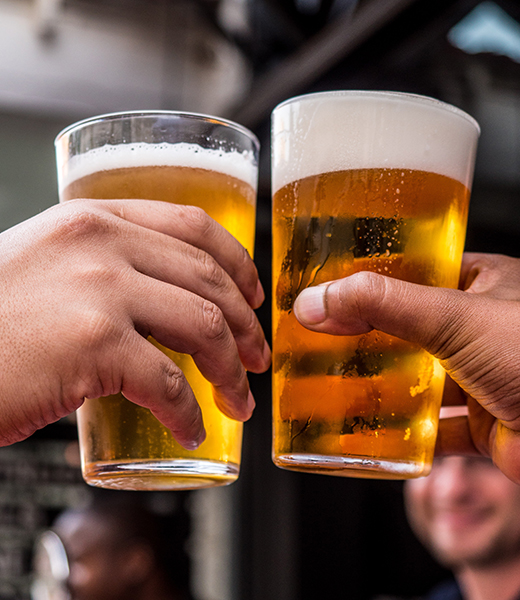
left=55, top=512, right=145, bottom=600
left=404, top=455, right=520, bottom=569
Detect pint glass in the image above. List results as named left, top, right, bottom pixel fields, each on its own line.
left=271, top=91, right=479, bottom=479
left=55, top=111, right=259, bottom=490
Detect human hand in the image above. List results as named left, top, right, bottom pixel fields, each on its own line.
left=293, top=253, right=520, bottom=483
left=0, top=199, right=270, bottom=448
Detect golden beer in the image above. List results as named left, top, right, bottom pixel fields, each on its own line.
left=271, top=92, right=479, bottom=479
left=56, top=113, right=258, bottom=490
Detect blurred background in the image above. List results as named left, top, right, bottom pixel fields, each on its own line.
left=0, top=0, right=519, bottom=599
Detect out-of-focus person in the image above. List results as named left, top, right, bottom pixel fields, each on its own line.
left=401, top=407, right=520, bottom=600
left=49, top=495, right=193, bottom=600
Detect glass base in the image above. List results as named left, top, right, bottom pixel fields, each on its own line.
left=82, top=458, right=240, bottom=491
left=273, top=453, right=430, bottom=480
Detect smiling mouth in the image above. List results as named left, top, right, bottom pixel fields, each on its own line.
left=436, top=508, right=490, bottom=528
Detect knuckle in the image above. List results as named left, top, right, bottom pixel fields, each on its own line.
left=53, top=206, right=114, bottom=242
left=347, top=271, right=388, bottom=317
left=199, top=301, right=229, bottom=343
left=356, top=270, right=387, bottom=299
left=162, top=362, right=189, bottom=403
left=197, top=250, right=227, bottom=290
left=178, top=205, right=213, bottom=237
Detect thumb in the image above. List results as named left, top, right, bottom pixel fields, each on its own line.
left=293, top=271, right=476, bottom=360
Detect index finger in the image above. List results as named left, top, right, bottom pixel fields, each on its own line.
left=460, top=252, right=520, bottom=299
left=74, top=198, right=265, bottom=309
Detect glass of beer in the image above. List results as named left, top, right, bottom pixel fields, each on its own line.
left=55, top=111, right=259, bottom=490
left=271, top=91, right=479, bottom=479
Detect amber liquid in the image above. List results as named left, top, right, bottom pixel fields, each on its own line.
left=272, top=168, right=469, bottom=479
left=62, top=163, right=256, bottom=489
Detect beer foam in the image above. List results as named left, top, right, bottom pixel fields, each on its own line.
left=59, top=142, right=258, bottom=193
left=272, top=91, right=480, bottom=193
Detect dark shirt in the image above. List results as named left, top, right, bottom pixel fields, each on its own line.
left=425, top=580, right=462, bottom=600
left=425, top=579, right=520, bottom=600
left=375, top=579, right=520, bottom=600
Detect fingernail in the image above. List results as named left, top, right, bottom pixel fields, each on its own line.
left=294, top=285, right=328, bottom=324
left=183, top=439, right=200, bottom=450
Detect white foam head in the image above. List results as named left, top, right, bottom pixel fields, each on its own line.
left=271, top=91, right=480, bottom=193
left=58, top=142, right=258, bottom=195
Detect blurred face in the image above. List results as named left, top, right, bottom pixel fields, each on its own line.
left=404, top=456, right=520, bottom=569
left=55, top=511, right=145, bottom=600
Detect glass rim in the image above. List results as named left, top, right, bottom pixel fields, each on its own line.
left=273, top=90, right=480, bottom=134
left=55, top=109, right=260, bottom=150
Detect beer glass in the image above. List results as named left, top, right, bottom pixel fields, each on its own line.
left=55, top=111, right=259, bottom=490
left=271, top=91, right=479, bottom=479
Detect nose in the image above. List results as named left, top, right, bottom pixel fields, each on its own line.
left=430, top=456, right=473, bottom=503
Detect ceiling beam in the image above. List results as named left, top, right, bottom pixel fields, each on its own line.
left=230, top=0, right=419, bottom=129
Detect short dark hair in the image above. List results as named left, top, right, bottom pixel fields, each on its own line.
left=58, top=490, right=192, bottom=596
